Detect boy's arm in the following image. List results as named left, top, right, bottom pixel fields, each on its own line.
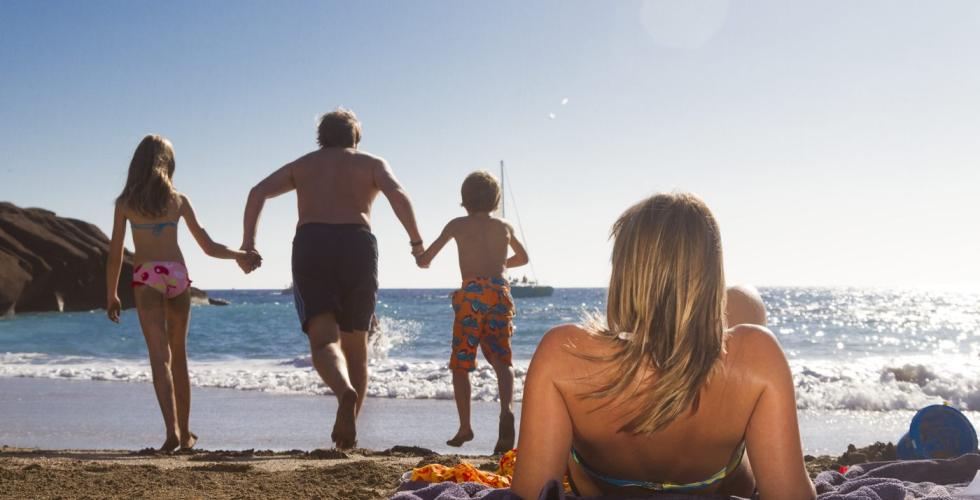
left=105, top=202, right=127, bottom=323
left=242, top=162, right=296, bottom=253
left=505, top=222, right=529, bottom=268
left=181, top=195, right=252, bottom=262
left=373, top=159, right=424, bottom=256
left=417, top=221, right=455, bottom=268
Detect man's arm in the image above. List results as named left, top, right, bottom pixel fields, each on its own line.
left=373, top=159, right=424, bottom=256
left=242, top=163, right=296, bottom=251
left=505, top=222, right=529, bottom=268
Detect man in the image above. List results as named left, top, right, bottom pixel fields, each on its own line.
left=241, top=108, right=424, bottom=448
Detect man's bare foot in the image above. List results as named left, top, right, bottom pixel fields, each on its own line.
left=493, top=411, right=515, bottom=454
left=179, top=432, right=198, bottom=451
left=446, top=428, right=474, bottom=447
left=331, top=390, right=358, bottom=449
left=160, top=435, right=179, bottom=453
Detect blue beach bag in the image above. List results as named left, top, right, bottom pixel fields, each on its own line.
left=896, top=404, right=978, bottom=460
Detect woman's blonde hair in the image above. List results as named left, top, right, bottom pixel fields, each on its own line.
left=584, top=192, right=726, bottom=435
left=117, top=135, right=177, bottom=217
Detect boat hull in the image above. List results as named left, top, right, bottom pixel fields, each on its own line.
left=510, top=286, right=554, bottom=298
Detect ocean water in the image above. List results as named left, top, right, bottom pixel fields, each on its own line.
left=1, top=288, right=979, bottom=413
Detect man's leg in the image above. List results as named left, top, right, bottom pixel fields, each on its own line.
left=307, top=312, right=359, bottom=449
left=447, top=368, right=474, bottom=447
left=340, top=330, right=369, bottom=417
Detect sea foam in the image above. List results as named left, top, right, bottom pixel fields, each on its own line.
left=1, top=352, right=977, bottom=410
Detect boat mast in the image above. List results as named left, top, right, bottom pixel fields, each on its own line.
left=500, top=160, right=505, bottom=218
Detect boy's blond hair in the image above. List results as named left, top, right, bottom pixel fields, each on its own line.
left=460, top=170, right=501, bottom=214
left=583, top=192, right=727, bottom=435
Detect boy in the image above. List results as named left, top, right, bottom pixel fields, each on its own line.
left=416, top=170, right=529, bottom=454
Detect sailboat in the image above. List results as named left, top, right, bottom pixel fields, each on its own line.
left=500, top=160, right=554, bottom=299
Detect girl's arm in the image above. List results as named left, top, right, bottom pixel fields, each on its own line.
left=105, top=202, right=127, bottom=322
left=180, top=195, right=250, bottom=260
left=416, top=220, right=455, bottom=268
left=510, top=327, right=574, bottom=499
left=742, top=327, right=816, bottom=499
left=504, top=221, right=529, bottom=268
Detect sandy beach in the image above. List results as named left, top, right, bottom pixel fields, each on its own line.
left=0, top=442, right=898, bottom=499
left=0, top=377, right=921, bottom=499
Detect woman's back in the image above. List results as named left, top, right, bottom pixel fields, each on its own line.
left=510, top=192, right=814, bottom=500
left=546, top=323, right=773, bottom=496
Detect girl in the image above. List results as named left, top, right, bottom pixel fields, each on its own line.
left=105, top=135, right=257, bottom=452
left=511, top=193, right=815, bottom=499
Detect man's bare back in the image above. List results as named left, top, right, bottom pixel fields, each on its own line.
left=290, top=148, right=386, bottom=227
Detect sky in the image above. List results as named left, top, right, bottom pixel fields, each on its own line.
left=2, top=0, right=979, bottom=290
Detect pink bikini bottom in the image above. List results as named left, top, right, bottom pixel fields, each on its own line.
left=132, top=261, right=191, bottom=299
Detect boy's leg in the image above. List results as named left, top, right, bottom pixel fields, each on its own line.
left=165, top=290, right=196, bottom=449
left=447, top=368, right=474, bottom=446
left=134, top=287, right=179, bottom=451
left=307, top=312, right=359, bottom=449
left=340, top=330, right=369, bottom=417
left=490, top=360, right=516, bottom=454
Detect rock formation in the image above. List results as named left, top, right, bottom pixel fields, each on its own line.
left=0, top=202, right=223, bottom=315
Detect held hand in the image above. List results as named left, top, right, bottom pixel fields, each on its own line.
left=106, top=296, right=122, bottom=323
left=237, top=250, right=262, bottom=274
left=415, top=254, right=430, bottom=269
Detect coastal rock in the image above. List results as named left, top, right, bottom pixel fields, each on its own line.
left=0, top=202, right=223, bottom=314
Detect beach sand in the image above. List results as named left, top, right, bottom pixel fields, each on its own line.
left=0, top=377, right=921, bottom=498
left=0, top=442, right=891, bottom=499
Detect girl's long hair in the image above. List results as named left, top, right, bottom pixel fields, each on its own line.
left=116, top=135, right=177, bottom=217
left=583, top=192, right=726, bottom=435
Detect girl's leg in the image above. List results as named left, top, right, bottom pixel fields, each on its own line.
left=134, top=287, right=179, bottom=451
left=447, top=369, right=474, bottom=446
left=166, top=290, right=195, bottom=449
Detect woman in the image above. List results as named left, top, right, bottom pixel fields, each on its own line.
left=511, top=193, right=815, bottom=499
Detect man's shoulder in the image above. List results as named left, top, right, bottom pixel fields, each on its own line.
left=352, top=150, right=386, bottom=166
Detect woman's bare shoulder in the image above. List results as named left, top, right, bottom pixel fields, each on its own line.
left=725, top=324, right=791, bottom=381
left=532, top=324, right=619, bottom=378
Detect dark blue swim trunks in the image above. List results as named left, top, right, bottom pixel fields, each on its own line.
left=291, top=223, right=378, bottom=333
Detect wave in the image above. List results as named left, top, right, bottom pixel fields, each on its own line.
left=1, top=352, right=977, bottom=410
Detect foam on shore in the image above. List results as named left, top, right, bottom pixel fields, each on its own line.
left=1, top=352, right=978, bottom=411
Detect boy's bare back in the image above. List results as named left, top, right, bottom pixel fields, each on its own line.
left=429, top=213, right=526, bottom=281
left=289, top=148, right=387, bottom=227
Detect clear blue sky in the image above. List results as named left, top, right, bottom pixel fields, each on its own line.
left=2, top=1, right=979, bottom=290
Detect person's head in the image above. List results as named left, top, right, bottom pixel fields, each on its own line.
left=116, top=135, right=177, bottom=217
left=316, top=107, right=362, bottom=149
left=586, top=192, right=726, bottom=435
left=460, top=170, right=501, bottom=214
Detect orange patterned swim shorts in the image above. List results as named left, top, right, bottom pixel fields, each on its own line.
left=450, top=276, right=514, bottom=372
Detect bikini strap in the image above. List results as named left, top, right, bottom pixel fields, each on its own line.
left=570, top=440, right=745, bottom=492
left=131, top=220, right=179, bottom=236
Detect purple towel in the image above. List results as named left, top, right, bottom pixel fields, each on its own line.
left=392, top=479, right=744, bottom=500
left=814, top=453, right=980, bottom=500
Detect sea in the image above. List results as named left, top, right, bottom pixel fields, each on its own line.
left=1, top=287, right=979, bottom=447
